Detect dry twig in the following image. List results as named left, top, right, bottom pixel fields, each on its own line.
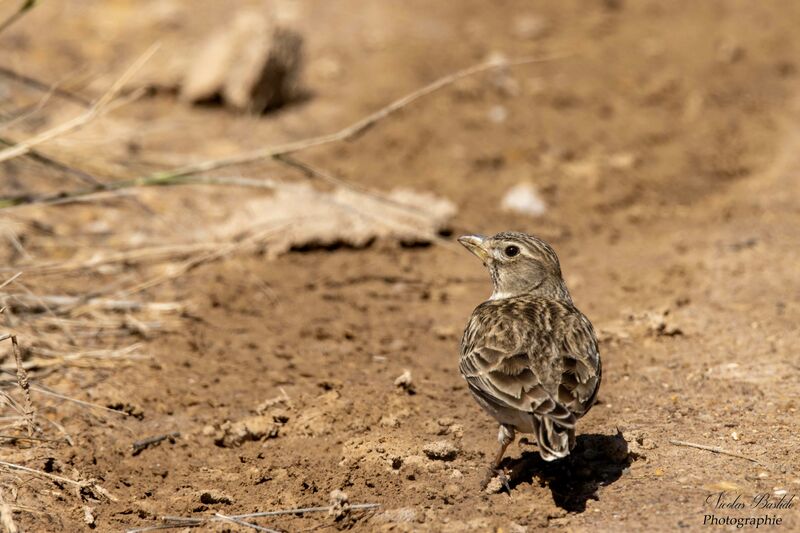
left=668, top=439, right=765, bottom=466
left=214, top=513, right=281, bottom=533
left=131, top=432, right=180, bottom=456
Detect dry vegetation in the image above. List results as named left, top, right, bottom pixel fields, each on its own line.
left=1, top=1, right=799, bottom=531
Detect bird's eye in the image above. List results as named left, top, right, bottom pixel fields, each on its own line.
left=504, top=245, right=520, bottom=257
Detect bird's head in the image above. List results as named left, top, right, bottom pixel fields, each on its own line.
left=458, top=231, right=571, bottom=301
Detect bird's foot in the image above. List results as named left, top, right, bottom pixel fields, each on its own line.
left=480, top=466, right=511, bottom=493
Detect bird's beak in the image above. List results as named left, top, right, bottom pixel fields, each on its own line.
left=458, top=234, right=490, bottom=264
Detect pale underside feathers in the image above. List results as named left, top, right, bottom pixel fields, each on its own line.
left=459, top=295, right=601, bottom=460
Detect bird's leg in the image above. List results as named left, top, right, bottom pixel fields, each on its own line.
left=480, top=425, right=515, bottom=491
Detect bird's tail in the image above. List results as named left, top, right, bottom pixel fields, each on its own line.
left=533, top=415, right=575, bottom=461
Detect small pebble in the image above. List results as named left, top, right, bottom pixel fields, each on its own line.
left=484, top=476, right=503, bottom=494
left=500, top=182, right=547, bottom=217
left=512, top=14, right=548, bottom=40
left=488, top=105, right=508, bottom=124
left=394, top=370, right=415, bottom=393
left=423, top=440, right=459, bottom=461
left=198, top=489, right=233, bottom=504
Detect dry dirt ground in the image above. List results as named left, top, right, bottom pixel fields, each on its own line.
left=1, top=1, right=800, bottom=531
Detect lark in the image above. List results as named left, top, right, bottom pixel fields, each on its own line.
left=458, top=232, right=601, bottom=490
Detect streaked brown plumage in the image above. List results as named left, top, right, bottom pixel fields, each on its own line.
left=458, top=231, right=601, bottom=489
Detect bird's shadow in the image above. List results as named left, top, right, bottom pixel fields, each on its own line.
left=503, top=431, right=633, bottom=513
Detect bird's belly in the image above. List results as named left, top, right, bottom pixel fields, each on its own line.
left=469, top=390, right=536, bottom=433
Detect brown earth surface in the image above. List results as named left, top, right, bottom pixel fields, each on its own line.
left=1, top=1, right=799, bottom=531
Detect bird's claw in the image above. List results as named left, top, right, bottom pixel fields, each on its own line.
left=480, top=467, right=512, bottom=493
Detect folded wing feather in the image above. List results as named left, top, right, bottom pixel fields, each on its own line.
left=459, top=298, right=601, bottom=460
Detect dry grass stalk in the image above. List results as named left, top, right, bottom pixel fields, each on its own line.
left=668, top=439, right=765, bottom=466
left=0, top=42, right=159, bottom=165
left=0, top=275, right=20, bottom=291
left=213, top=513, right=280, bottom=533
left=6, top=343, right=147, bottom=372
left=0, top=394, right=26, bottom=428
left=8, top=337, right=33, bottom=436
left=40, top=416, right=73, bottom=446
left=0, top=460, right=115, bottom=501
left=0, top=487, right=18, bottom=533
left=27, top=384, right=129, bottom=417
left=117, top=222, right=288, bottom=296
left=0, top=65, right=90, bottom=107
left=0, top=271, right=179, bottom=365
left=0, top=306, right=37, bottom=436
left=0, top=86, right=58, bottom=133
left=0, top=174, right=278, bottom=210
left=0, top=137, right=102, bottom=186
left=20, top=315, right=169, bottom=331
left=0, top=0, right=37, bottom=36
left=11, top=243, right=217, bottom=275
left=9, top=281, right=78, bottom=346
left=0, top=293, right=183, bottom=315
left=125, top=503, right=380, bottom=533
left=125, top=521, right=200, bottom=533
left=227, top=503, right=381, bottom=518
left=2, top=229, right=30, bottom=263
left=0, top=434, right=58, bottom=443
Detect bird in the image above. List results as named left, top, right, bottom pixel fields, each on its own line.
left=457, top=231, right=601, bottom=490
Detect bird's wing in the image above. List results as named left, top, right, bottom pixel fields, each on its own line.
left=553, top=311, right=602, bottom=418
left=459, top=299, right=601, bottom=425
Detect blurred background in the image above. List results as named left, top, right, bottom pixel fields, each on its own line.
left=0, top=1, right=798, bottom=531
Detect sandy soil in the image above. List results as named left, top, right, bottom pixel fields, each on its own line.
left=1, top=1, right=799, bottom=531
